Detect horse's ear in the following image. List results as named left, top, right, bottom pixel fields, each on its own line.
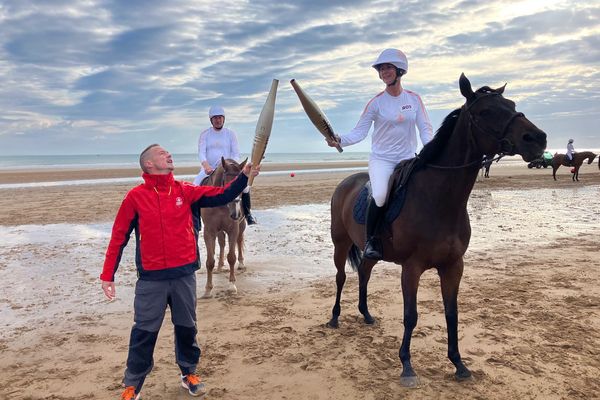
left=239, top=157, right=248, bottom=170
left=459, top=73, right=474, bottom=100
left=495, top=83, right=507, bottom=94
left=221, top=156, right=226, bottom=169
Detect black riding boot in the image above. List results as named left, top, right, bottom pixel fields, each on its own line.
left=241, top=192, right=257, bottom=225
left=363, top=198, right=384, bottom=260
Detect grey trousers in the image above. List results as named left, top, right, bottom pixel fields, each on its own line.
left=123, top=273, right=200, bottom=391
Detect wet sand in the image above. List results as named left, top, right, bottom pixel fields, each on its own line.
left=0, top=161, right=599, bottom=399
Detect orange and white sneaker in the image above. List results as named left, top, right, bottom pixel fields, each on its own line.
left=180, top=374, right=207, bottom=397
left=121, top=386, right=140, bottom=400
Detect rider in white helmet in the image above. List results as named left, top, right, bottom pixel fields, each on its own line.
left=193, top=105, right=257, bottom=224
left=566, top=138, right=575, bottom=165
left=326, top=48, right=433, bottom=260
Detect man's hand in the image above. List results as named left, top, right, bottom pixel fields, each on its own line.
left=101, top=280, right=116, bottom=301
left=204, top=166, right=214, bottom=174
left=243, top=162, right=260, bottom=178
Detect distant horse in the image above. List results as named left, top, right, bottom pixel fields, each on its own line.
left=328, top=74, right=546, bottom=386
left=200, top=157, right=247, bottom=298
left=551, top=151, right=597, bottom=181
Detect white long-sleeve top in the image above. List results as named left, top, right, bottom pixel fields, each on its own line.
left=566, top=142, right=575, bottom=157
left=340, top=89, right=434, bottom=163
left=197, top=127, right=241, bottom=168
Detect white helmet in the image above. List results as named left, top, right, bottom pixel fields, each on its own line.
left=372, top=48, right=408, bottom=72
left=208, top=105, right=225, bottom=119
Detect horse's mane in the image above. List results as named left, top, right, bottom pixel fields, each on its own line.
left=417, top=108, right=461, bottom=165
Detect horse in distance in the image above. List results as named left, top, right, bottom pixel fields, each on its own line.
left=551, top=151, right=597, bottom=181
left=328, top=73, right=546, bottom=387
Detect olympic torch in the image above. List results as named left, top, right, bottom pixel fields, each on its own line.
left=249, top=79, right=278, bottom=186
left=290, top=79, right=343, bottom=153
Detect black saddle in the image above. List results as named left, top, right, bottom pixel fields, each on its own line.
left=353, top=157, right=419, bottom=226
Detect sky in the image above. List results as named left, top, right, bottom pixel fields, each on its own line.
left=0, top=0, right=598, bottom=155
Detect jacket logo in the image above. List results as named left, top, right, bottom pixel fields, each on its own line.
left=175, top=197, right=183, bottom=207
left=401, top=105, right=412, bottom=110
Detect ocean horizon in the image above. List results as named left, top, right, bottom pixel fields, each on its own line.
left=0, top=152, right=371, bottom=170
left=1, top=148, right=592, bottom=170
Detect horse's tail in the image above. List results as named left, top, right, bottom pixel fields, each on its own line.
left=347, top=244, right=363, bottom=272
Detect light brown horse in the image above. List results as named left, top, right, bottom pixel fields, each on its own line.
left=329, top=74, right=546, bottom=386
left=200, top=157, right=247, bottom=298
left=551, top=151, right=597, bottom=181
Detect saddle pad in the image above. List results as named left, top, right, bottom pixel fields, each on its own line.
left=352, top=157, right=417, bottom=226
left=352, top=183, right=408, bottom=226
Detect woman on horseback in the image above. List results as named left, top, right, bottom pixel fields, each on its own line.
left=326, top=48, right=433, bottom=259
left=566, top=138, right=575, bottom=165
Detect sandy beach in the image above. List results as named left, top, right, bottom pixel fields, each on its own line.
left=1, top=160, right=599, bottom=399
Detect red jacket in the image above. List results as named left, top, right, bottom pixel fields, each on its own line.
left=100, top=172, right=248, bottom=281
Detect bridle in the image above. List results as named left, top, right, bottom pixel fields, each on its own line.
left=427, top=92, right=524, bottom=170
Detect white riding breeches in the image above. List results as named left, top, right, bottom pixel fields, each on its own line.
left=368, top=158, right=396, bottom=207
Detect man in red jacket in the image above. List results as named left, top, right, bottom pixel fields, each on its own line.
left=100, top=144, right=259, bottom=400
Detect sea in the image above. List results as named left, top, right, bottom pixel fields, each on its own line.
left=0, top=152, right=371, bottom=170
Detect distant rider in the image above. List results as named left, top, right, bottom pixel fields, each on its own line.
left=566, top=139, right=575, bottom=165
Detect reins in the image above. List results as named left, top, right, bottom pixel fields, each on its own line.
left=426, top=92, right=523, bottom=170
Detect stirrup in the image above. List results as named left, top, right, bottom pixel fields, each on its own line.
left=363, top=237, right=383, bottom=260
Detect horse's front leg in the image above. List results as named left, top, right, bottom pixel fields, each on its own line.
left=327, top=239, right=352, bottom=328
left=358, top=259, right=377, bottom=325
left=399, top=264, right=423, bottom=387
left=237, top=222, right=246, bottom=271
left=226, top=227, right=239, bottom=294
left=202, top=234, right=217, bottom=299
left=439, top=259, right=472, bottom=381
left=217, top=231, right=226, bottom=272
left=573, top=167, right=579, bottom=181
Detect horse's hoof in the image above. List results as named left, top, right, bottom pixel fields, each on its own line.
left=455, top=368, right=473, bottom=382
left=364, top=315, right=376, bottom=325
left=399, top=375, right=420, bottom=388
left=326, top=319, right=339, bottom=329
left=237, top=266, right=247, bottom=272
left=227, top=283, right=238, bottom=294
left=201, top=292, right=213, bottom=299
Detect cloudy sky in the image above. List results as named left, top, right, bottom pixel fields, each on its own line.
left=0, top=0, right=598, bottom=155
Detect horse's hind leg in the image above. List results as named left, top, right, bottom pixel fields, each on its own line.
left=439, top=260, right=472, bottom=381
left=552, top=166, right=558, bottom=180
left=358, top=259, right=377, bottom=325
left=327, top=238, right=352, bottom=328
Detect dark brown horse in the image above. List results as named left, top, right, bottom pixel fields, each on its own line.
left=200, top=157, right=247, bottom=298
left=551, top=151, right=597, bottom=181
left=329, top=74, right=546, bottom=386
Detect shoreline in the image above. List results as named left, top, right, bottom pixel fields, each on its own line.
left=1, top=162, right=599, bottom=226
